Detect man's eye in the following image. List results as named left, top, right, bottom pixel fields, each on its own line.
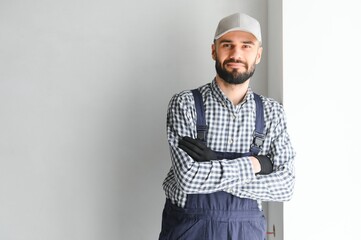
left=222, top=44, right=231, bottom=48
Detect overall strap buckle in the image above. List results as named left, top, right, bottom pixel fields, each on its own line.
left=196, top=125, right=208, bottom=143
left=250, top=131, right=265, bottom=155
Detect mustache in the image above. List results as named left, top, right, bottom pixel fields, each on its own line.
left=223, top=59, right=247, bottom=65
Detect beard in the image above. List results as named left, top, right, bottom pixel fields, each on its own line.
left=215, top=58, right=256, bottom=85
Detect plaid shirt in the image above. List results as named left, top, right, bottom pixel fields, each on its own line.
left=162, top=79, right=296, bottom=209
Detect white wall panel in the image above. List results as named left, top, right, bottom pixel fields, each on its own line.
left=283, top=1, right=361, bottom=239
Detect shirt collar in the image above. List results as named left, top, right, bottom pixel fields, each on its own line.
left=211, top=78, right=254, bottom=107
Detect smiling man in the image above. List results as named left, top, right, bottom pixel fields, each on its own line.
left=158, top=13, right=296, bottom=240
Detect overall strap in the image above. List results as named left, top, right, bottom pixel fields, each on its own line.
left=191, top=89, right=207, bottom=142
left=250, top=93, right=265, bottom=155
left=191, top=89, right=265, bottom=155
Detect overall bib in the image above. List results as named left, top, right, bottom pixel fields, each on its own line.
left=159, top=89, right=266, bottom=240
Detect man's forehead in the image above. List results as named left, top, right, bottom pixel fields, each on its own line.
left=217, top=31, right=258, bottom=43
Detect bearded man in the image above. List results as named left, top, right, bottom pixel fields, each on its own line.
left=158, top=12, right=296, bottom=240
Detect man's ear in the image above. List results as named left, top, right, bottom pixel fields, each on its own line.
left=255, top=46, right=263, bottom=64
left=211, top=44, right=216, bottom=60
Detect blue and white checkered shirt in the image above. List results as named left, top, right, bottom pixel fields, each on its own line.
left=162, top=79, right=296, bottom=209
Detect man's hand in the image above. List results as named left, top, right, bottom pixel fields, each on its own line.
left=254, top=155, right=273, bottom=175
left=178, top=137, right=217, bottom=162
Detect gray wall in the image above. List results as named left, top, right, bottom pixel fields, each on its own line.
left=266, top=2, right=283, bottom=239
left=0, top=1, right=268, bottom=239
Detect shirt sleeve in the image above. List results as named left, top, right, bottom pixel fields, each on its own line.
left=227, top=102, right=296, bottom=202
left=167, top=91, right=257, bottom=194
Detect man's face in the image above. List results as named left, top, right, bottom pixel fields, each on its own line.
left=212, top=31, right=263, bottom=84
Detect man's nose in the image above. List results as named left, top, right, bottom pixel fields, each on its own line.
left=229, top=47, right=243, bottom=60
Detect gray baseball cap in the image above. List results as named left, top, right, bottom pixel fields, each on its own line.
left=214, top=13, right=262, bottom=43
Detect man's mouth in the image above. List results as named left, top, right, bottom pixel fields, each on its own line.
left=227, top=62, right=244, bottom=67
left=225, top=61, right=246, bottom=70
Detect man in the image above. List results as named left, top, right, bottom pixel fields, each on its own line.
left=159, top=12, right=295, bottom=240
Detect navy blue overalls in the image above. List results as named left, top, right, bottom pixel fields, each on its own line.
left=159, top=89, right=266, bottom=240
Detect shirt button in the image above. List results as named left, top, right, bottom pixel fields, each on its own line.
left=229, top=139, right=233, bottom=144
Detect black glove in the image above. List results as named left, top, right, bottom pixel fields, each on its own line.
left=255, top=155, right=274, bottom=175
left=178, top=136, right=217, bottom=162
